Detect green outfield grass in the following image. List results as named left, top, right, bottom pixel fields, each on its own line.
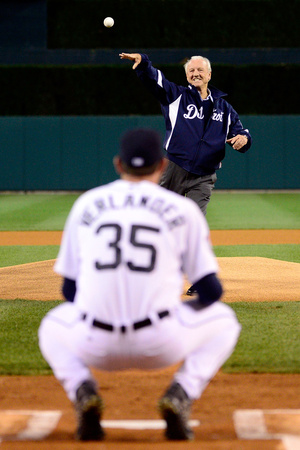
left=207, top=192, right=300, bottom=229
left=0, top=192, right=299, bottom=375
left=0, top=194, right=79, bottom=231
left=0, top=192, right=299, bottom=230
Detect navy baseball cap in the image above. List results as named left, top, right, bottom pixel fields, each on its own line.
left=119, top=128, right=164, bottom=168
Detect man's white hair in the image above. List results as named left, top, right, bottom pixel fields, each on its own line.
left=184, top=56, right=212, bottom=73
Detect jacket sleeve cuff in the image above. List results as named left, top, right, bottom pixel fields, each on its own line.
left=135, top=53, right=150, bottom=70
left=238, top=134, right=252, bottom=153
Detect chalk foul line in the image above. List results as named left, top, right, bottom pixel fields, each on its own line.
left=101, top=419, right=200, bottom=430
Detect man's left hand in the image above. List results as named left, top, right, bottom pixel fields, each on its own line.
left=226, top=135, right=248, bottom=150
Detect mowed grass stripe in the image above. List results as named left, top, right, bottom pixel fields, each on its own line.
left=0, top=193, right=300, bottom=230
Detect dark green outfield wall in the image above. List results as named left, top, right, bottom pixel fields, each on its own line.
left=0, top=115, right=299, bottom=191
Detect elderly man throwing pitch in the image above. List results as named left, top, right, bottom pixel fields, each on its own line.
left=119, top=52, right=252, bottom=216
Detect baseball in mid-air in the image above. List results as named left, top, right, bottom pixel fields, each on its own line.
left=104, top=17, right=114, bottom=28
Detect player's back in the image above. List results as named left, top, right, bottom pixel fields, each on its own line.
left=70, top=179, right=195, bottom=324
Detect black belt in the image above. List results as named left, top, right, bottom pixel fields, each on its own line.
left=81, top=310, right=170, bottom=334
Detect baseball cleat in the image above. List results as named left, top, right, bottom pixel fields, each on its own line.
left=158, top=382, right=194, bottom=440
left=186, top=286, right=197, bottom=296
left=75, top=380, right=104, bottom=441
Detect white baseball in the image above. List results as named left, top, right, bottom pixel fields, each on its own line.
left=104, top=17, right=114, bottom=28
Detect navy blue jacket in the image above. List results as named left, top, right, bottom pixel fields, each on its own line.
left=135, top=54, right=252, bottom=176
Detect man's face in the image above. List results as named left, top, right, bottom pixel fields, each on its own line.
left=186, top=58, right=211, bottom=90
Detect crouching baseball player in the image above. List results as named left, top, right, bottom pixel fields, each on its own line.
left=38, top=128, right=241, bottom=441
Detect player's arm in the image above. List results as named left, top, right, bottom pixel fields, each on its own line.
left=62, top=277, right=76, bottom=302
left=54, top=196, right=83, bottom=300
left=119, top=52, right=182, bottom=105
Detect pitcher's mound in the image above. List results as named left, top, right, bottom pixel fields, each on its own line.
left=218, top=257, right=300, bottom=302
left=1, top=257, right=299, bottom=302
left=0, top=260, right=63, bottom=301
left=183, top=257, right=300, bottom=302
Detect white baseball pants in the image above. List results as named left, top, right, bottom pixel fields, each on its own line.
left=38, top=301, right=241, bottom=402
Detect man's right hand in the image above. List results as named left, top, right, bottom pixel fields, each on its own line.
left=119, top=53, right=142, bottom=70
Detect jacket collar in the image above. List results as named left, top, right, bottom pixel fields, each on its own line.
left=188, top=83, right=227, bottom=99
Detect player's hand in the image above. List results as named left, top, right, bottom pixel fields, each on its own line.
left=119, top=52, right=142, bottom=70
left=226, top=134, right=248, bottom=151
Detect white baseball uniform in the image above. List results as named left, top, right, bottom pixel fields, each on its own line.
left=39, top=179, right=240, bottom=402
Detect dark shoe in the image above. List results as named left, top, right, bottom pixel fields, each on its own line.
left=186, top=286, right=197, bottom=296
left=158, top=382, right=194, bottom=440
left=75, top=380, right=104, bottom=441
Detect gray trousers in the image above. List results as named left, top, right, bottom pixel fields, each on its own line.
left=159, top=160, right=217, bottom=216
